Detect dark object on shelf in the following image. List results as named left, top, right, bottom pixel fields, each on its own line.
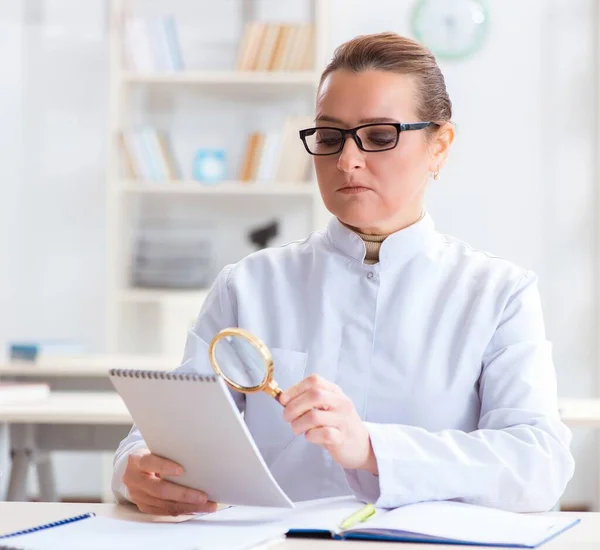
left=248, top=220, right=279, bottom=250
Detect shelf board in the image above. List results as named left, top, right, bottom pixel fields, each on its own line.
left=121, top=71, right=320, bottom=86
left=119, top=180, right=315, bottom=197
left=119, top=288, right=209, bottom=304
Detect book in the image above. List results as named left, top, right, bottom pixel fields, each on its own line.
left=254, top=24, right=281, bottom=71
left=242, top=22, right=267, bottom=71
left=255, top=132, right=281, bottom=182
left=286, top=498, right=581, bottom=548
left=269, top=25, right=291, bottom=71
left=235, top=22, right=254, bottom=70
left=0, top=382, right=50, bottom=404
left=239, top=132, right=265, bottom=181
left=119, top=128, right=179, bottom=182
left=274, top=116, right=312, bottom=182
left=123, top=14, right=183, bottom=73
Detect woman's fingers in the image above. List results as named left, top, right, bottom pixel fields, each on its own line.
left=131, top=489, right=218, bottom=516
left=280, top=374, right=340, bottom=406
left=304, top=426, right=343, bottom=447
left=137, top=452, right=184, bottom=477
left=141, top=473, right=209, bottom=505
left=290, top=408, right=340, bottom=436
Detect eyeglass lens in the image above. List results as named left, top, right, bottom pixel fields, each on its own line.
left=304, top=124, right=399, bottom=154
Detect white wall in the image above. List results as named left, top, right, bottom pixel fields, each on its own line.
left=0, top=0, right=597, bottom=507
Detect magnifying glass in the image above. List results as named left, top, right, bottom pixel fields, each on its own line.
left=208, top=328, right=283, bottom=404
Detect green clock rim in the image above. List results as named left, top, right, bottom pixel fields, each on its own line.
left=410, top=0, right=489, bottom=61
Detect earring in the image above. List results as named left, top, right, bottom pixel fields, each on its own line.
left=433, top=170, right=440, bottom=181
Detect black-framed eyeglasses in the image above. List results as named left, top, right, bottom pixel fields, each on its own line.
left=299, top=122, right=437, bottom=156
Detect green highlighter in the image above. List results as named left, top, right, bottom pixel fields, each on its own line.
left=338, top=503, right=377, bottom=532
left=286, top=502, right=377, bottom=540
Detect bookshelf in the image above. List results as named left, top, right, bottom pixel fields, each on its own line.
left=106, top=0, right=331, bottom=356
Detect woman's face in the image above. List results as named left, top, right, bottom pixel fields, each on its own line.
left=313, top=69, right=452, bottom=234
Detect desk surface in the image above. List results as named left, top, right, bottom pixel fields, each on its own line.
left=0, top=354, right=177, bottom=377
left=0, top=502, right=594, bottom=549
left=558, top=398, right=600, bottom=427
left=0, top=392, right=131, bottom=424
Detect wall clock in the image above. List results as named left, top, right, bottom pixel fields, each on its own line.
left=411, top=0, right=489, bottom=61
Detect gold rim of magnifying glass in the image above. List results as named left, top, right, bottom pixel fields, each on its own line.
left=209, top=327, right=278, bottom=396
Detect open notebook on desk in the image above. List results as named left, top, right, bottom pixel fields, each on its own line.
left=286, top=498, right=580, bottom=548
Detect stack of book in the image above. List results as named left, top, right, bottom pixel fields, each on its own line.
left=123, top=15, right=184, bottom=73
left=131, top=225, right=214, bottom=290
left=119, top=127, right=181, bottom=182
left=236, top=23, right=314, bottom=72
left=239, top=116, right=313, bottom=183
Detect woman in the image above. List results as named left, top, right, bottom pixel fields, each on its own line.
left=112, top=33, right=574, bottom=516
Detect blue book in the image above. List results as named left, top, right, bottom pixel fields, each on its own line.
left=286, top=500, right=580, bottom=548
left=162, top=15, right=184, bottom=71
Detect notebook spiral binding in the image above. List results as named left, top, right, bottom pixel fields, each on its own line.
left=109, top=368, right=218, bottom=382
left=0, top=512, right=96, bottom=546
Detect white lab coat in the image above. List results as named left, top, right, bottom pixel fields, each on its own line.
left=113, top=214, right=574, bottom=512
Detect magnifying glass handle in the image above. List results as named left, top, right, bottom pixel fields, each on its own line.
left=265, top=380, right=283, bottom=405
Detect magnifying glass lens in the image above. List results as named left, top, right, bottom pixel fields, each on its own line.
left=213, top=334, right=268, bottom=389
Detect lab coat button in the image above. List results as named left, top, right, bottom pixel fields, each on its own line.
left=367, top=271, right=375, bottom=279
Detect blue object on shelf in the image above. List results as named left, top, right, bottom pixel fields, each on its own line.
left=192, top=149, right=226, bottom=184
left=9, top=340, right=84, bottom=361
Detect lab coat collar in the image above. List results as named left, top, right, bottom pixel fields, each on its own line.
left=326, top=213, right=436, bottom=267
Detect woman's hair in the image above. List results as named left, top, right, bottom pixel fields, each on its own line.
left=319, top=32, right=452, bottom=129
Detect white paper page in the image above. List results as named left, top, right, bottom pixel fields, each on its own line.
left=348, top=501, right=577, bottom=546
left=188, top=496, right=364, bottom=530
left=2, top=513, right=287, bottom=550
left=110, top=373, right=293, bottom=508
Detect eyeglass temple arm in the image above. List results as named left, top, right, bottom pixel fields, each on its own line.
left=400, top=122, right=437, bottom=131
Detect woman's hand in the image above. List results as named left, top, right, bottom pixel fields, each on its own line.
left=123, top=449, right=218, bottom=516
left=280, top=374, right=378, bottom=474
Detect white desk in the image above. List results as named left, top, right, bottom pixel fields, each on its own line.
left=0, top=501, right=593, bottom=549
left=0, top=354, right=174, bottom=503
left=0, top=392, right=129, bottom=425
left=0, top=392, right=132, bottom=503
left=558, top=399, right=600, bottom=428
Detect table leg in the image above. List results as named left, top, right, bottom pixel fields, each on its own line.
left=6, top=424, right=36, bottom=502
left=6, top=449, right=30, bottom=501
left=0, top=423, right=8, bottom=500
left=36, top=451, right=57, bottom=502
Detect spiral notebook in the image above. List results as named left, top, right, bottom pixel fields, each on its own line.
left=0, top=513, right=94, bottom=544
left=0, top=509, right=289, bottom=550
left=109, top=368, right=293, bottom=508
